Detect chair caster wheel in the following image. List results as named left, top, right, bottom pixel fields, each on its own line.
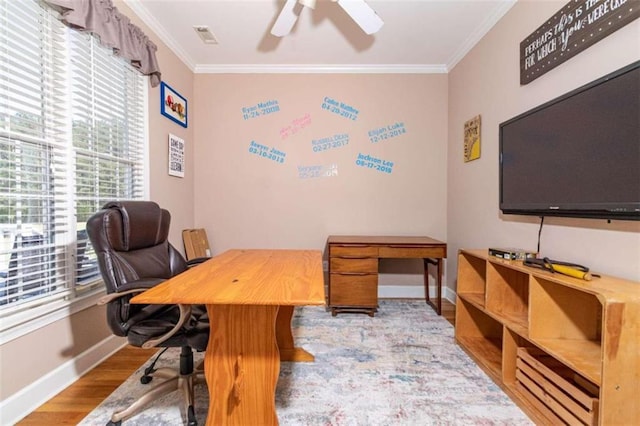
left=140, top=375, right=152, bottom=384
left=106, top=421, right=121, bottom=426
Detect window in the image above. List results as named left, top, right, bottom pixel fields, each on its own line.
left=0, top=0, right=146, bottom=324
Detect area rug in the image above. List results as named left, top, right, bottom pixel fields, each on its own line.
left=79, top=300, right=533, bottom=425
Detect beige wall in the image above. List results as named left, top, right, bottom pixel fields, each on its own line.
left=447, top=0, right=640, bottom=286
left=192, top=73, right=449, bottom=284
left=0, top=0, right=196, bottom=407
left=147, top=32, right=196, bottom=248
left=0, top=304, right=111, bottom=402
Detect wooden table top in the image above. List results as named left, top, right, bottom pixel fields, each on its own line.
left=130, top=249, right=325, bottom=306
left=327, top=235, right=446, bottom=246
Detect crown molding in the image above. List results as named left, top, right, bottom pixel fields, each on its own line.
left=122, top=0, right=197, bottom=72
left=446, top=0, right=517, bottom=70
left=193, top=64, right=448, bottom=74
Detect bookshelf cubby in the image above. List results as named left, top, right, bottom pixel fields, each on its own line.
left=456, top=297, right=503, bottom=380
left=455, top=249, right=639, bottom=425
left=486, top=262, right=529, bottom=333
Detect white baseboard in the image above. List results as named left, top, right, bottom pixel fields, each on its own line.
left=1, top=335, right=126, bottom=425
left=379, top=285, right=456, bottom=304
left=444, top=287, right=457, bottom=303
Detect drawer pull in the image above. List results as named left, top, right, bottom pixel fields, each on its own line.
left=339, top=272, right=370, bottom=276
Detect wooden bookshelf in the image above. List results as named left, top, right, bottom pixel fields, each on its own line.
left=455, top=249, right=639, bottom=425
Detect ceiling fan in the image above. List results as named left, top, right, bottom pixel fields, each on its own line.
left=271, top=0, right=384, bottom=37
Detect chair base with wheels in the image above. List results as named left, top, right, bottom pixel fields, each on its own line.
left=106, top=347, right=205, bottom=426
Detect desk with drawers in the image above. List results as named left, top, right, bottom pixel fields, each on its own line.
left=327, top=235, right=447, bottom=316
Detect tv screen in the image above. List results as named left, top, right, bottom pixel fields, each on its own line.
left=499, top=61, right=640, bottom=221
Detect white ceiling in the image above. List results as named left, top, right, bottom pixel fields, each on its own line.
left=124, top=0, right=516, bottom=73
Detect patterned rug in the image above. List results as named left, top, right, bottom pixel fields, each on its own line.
left=79, top=300, right=533, bottom=425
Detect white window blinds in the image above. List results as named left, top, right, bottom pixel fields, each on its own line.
left=0, top=0, right=146, bottom=316
left=71, top=29, right=146, bottom=221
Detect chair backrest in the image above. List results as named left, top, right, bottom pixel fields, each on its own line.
left=86, top=201, right=188, bottom=336
left=182, top=228, right=211, bottom=261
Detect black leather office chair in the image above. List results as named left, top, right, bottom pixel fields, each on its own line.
left=87, top=201, right=209, bottom=426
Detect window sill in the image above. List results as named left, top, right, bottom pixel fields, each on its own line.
left=0, top=288, right=105, bottom=345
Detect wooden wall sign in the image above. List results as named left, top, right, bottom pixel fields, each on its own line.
left=464, top=115, right=481, bottom=163
left=520, top=0, right=640, bottom=84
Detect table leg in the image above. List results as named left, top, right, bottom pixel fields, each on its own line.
left=423, top=258, right=442, bottom=315
left=423, top=258, right=431, bottom=306
left=276, top=305, right=315, bottom=362
left=436, top=258, right=442, bottom=315
left=204, top=304, right=280, bottom=426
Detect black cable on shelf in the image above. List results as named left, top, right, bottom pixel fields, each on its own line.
left=537, top=216, right=544, bottom=253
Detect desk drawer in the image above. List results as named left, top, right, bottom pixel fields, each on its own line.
left=330, top=245, right=378, bottom=258
left=330, top=257, right=378, bottom=273
left=378, top=246, right=446, bottom=259
left=330, top=273, right=377, bottom=306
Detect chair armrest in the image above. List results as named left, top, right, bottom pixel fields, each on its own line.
left=186, top=257, right=209, bottom=267
left=97, top=289, right=146, bottom=305
left=96, top=278, right=165, bottom=305
left=141, top=303, right=192, bottom=349
left=98, top=278, right=197, bottom=349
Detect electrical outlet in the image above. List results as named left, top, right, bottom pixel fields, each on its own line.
left=322, top=260, right=328, bottom=271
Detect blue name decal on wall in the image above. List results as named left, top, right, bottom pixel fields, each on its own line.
left=356, top=153, right=394, bottom=174
left=368, top=122, right=407, bottom=143
left=311, top=133, right=350, bottom=152
left=242, top=100, right=281, bottom=120
left=280, top=113, right=312, bottom=139
left=321, top=97, right=359, bottom=121
left=298, top=164, right=338, bottom=179
left=248, top=140, right=286, bottom=164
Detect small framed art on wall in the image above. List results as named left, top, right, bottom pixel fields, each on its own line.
left=160, top=82, right=187, bottom=128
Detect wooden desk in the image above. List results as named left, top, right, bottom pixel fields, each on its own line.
left=130, top=249, right=325, bottom=425
left=327, top=235, right=446, bottom=316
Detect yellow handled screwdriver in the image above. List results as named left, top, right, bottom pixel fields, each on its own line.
left=523, top=258, right=595, bottom=281
left=550, top=263, right=592, bottom=281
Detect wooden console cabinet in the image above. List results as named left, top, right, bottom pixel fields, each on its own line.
left=327, top=235, right=446, bottom=316
left=455, top=249, right=639, bottom=425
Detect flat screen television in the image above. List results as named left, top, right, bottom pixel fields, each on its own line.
left=499, top=60, right=640, bottom=221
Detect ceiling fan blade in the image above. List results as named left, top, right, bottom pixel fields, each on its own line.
left=271, top=0, right=301, bottom=37
left=336, top=0, right=384, bottom=35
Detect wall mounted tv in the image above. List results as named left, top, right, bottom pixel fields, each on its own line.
left=499, top=60, right=640, bottom=221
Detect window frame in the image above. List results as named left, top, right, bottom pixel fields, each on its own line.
left=0, top=0, right=150, bottom=344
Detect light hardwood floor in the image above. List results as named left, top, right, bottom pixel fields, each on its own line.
left=17, top=299, right=456, bottom=424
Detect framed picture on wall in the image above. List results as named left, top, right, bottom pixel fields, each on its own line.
left=168, top=133, right=185, bottom=178
left=160, top=82, right=187, bottom=128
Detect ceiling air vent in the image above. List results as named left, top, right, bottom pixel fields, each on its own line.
left=193, top=26, right=218, bottom=44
